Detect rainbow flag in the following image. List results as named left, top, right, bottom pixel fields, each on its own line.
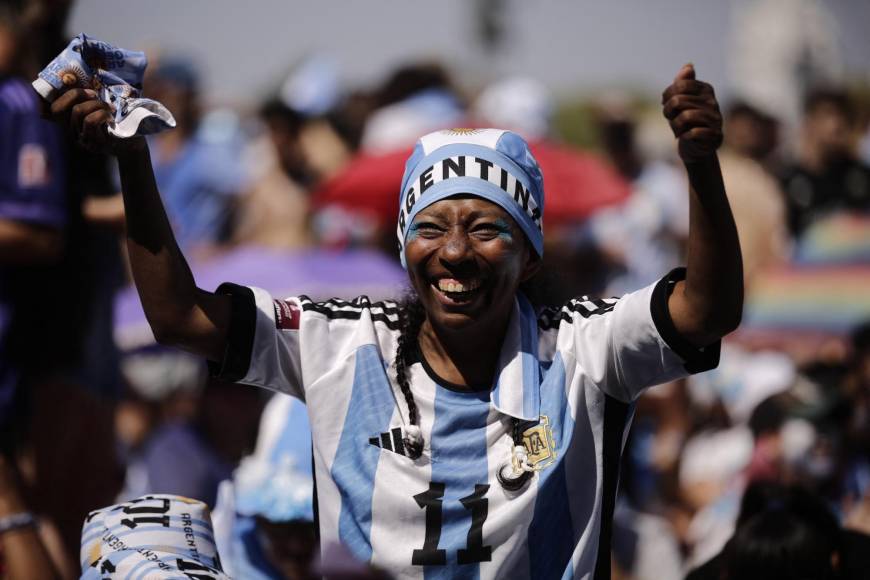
left=741, top=265, right=870, bottom=335
left=795, top=213, right=870, bottom=265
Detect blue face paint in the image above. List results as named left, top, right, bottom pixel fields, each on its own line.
left=492, top=218, right=514, bottom=242
left=406, top=222, right=423, bottom=242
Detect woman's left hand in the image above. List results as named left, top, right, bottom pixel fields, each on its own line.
left=661, top=64, right=723, bottom=164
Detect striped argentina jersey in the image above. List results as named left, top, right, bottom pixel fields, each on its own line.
left=211, top=267, right=718, bottom=579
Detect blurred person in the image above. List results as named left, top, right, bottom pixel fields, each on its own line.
left=722, top=511, right=836, bottom=580
left=237, top=59, right=357, bottom=250
left=471, top=76, right=553, bottom=142
left=0, top=2, right=66, bottom=426
left=16, top=0, right=74, bottom=80
left=52, top=61, right=743, bottom=579
left=2, top=6, right=127, bottom=568
left=117, top=349, right=262, bottom=509
left=686, top=482, right=870, bottom=580
left=780, top=89, right=870, bottom=240
left=234, top=101, right=314, bottom=249
left=0, top=455, right=71, bottom=579
left=146, top=57, right=247, bottom=254
left=722, top=101, right=780, bottom=166
left=841, top=322, right=870, bottom=513
left=4, top=1, right=126, bottom=404
left=212, top=394, right=316, bottom=579
left=6, top=375, right=120, bottom=575
left=678, top=345, right=804, bottom=568
left=589, top=97, right=689, bottom=295
left=312, top=63, right=466, bottom=252
left=360, top=62, right=464, bottom=153
left=681, top=391, right=827, bottom=569
left=728, top=0, right=843, bottom=137
left=718, top=102, right=790, bottom=284
left=278, top=56, right=357, bottom=185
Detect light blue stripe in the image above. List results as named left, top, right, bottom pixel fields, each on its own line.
left=330, top=344, right=396, bottom=562
left=268, top=397, right=313, bottom=476
left=527, top=354, right=577, bottom=579
left=425, top=386, right=490, bottom=580
left=518, top=293, right=540, bottom=420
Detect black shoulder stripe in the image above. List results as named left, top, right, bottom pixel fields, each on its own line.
left=299, top=295, right=401, bottom=315
left=299, top=299, right=401, bottom=330
left=325, top=297, right=401, bottom=312
left=537, top=297, right=619, bottom=330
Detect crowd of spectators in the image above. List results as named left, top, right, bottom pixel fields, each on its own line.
left=1, top=0, right=869, bottom=578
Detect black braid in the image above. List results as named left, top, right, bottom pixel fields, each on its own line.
left=395, top=292, right=426, bottom=458
left=496, top=418, right=534, bottom=491
left=395, top=293, right=534, bottom=488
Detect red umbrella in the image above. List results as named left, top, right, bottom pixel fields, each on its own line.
left=312, top=140, right=630, bottom=232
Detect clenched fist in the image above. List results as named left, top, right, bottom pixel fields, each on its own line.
left=662, top=64, right=723, bottom=164
left=48, top=88, right=145, bottom=156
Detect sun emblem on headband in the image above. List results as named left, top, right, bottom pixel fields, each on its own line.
left=443, top=128, right=482, bottom=135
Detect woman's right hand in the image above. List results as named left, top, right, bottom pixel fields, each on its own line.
left=48, top=88, right=146, bottom=156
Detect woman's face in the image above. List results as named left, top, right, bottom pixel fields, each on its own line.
left=404, top=196, right=539, bottom=333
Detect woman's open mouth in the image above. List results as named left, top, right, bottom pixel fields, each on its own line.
left=431, top=278, right=483, bottom=305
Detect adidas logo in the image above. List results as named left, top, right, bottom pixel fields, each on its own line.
left=369, top=427, right=407, bottom=456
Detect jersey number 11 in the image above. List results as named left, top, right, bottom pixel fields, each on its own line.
left=411, top=482, right=492, bottom=566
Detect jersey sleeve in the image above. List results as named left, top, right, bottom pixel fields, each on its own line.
left=566, top=267, right=720, bottom=402
left=207, top=283, right=305, bottom=399
left=208, top=283, right=395, bottom=401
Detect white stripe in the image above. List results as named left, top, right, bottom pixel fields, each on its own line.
left=307, top=357, right=358, bottom=549
left=565, top=385, right=607, bottom=576
left=481, top=406, right=535, bottom=579
left=369, top=366, right=436, bottom=579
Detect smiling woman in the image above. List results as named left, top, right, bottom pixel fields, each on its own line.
left=50, top=63, right=742, bottom=579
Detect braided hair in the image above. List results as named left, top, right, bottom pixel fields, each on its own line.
left=496, top=419, right=535, bottom=491
left=394, top=293, right=534, bottom=490
left=395, top=293, right=426, bottom=459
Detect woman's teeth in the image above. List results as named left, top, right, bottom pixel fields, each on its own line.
left=436, top=279, right=480, bottom=293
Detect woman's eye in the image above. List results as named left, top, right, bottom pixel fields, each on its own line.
left=472, top=224, right=507, bottom=239
left=411, top=223, right=444, bottom=238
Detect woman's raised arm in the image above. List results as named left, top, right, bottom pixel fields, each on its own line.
left=661, top=65, right=744, bottom=347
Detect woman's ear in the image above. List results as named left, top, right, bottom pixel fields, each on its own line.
left=520, top=252, right=542, bottom=283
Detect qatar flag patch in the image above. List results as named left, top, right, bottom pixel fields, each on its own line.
left=273, top=299, right=301, bottom=330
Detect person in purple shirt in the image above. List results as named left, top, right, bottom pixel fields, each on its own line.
left=0, top=19, right=67, bottom=437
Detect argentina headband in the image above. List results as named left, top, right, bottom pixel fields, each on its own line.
left=397, top=128, right=545, bottom=267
